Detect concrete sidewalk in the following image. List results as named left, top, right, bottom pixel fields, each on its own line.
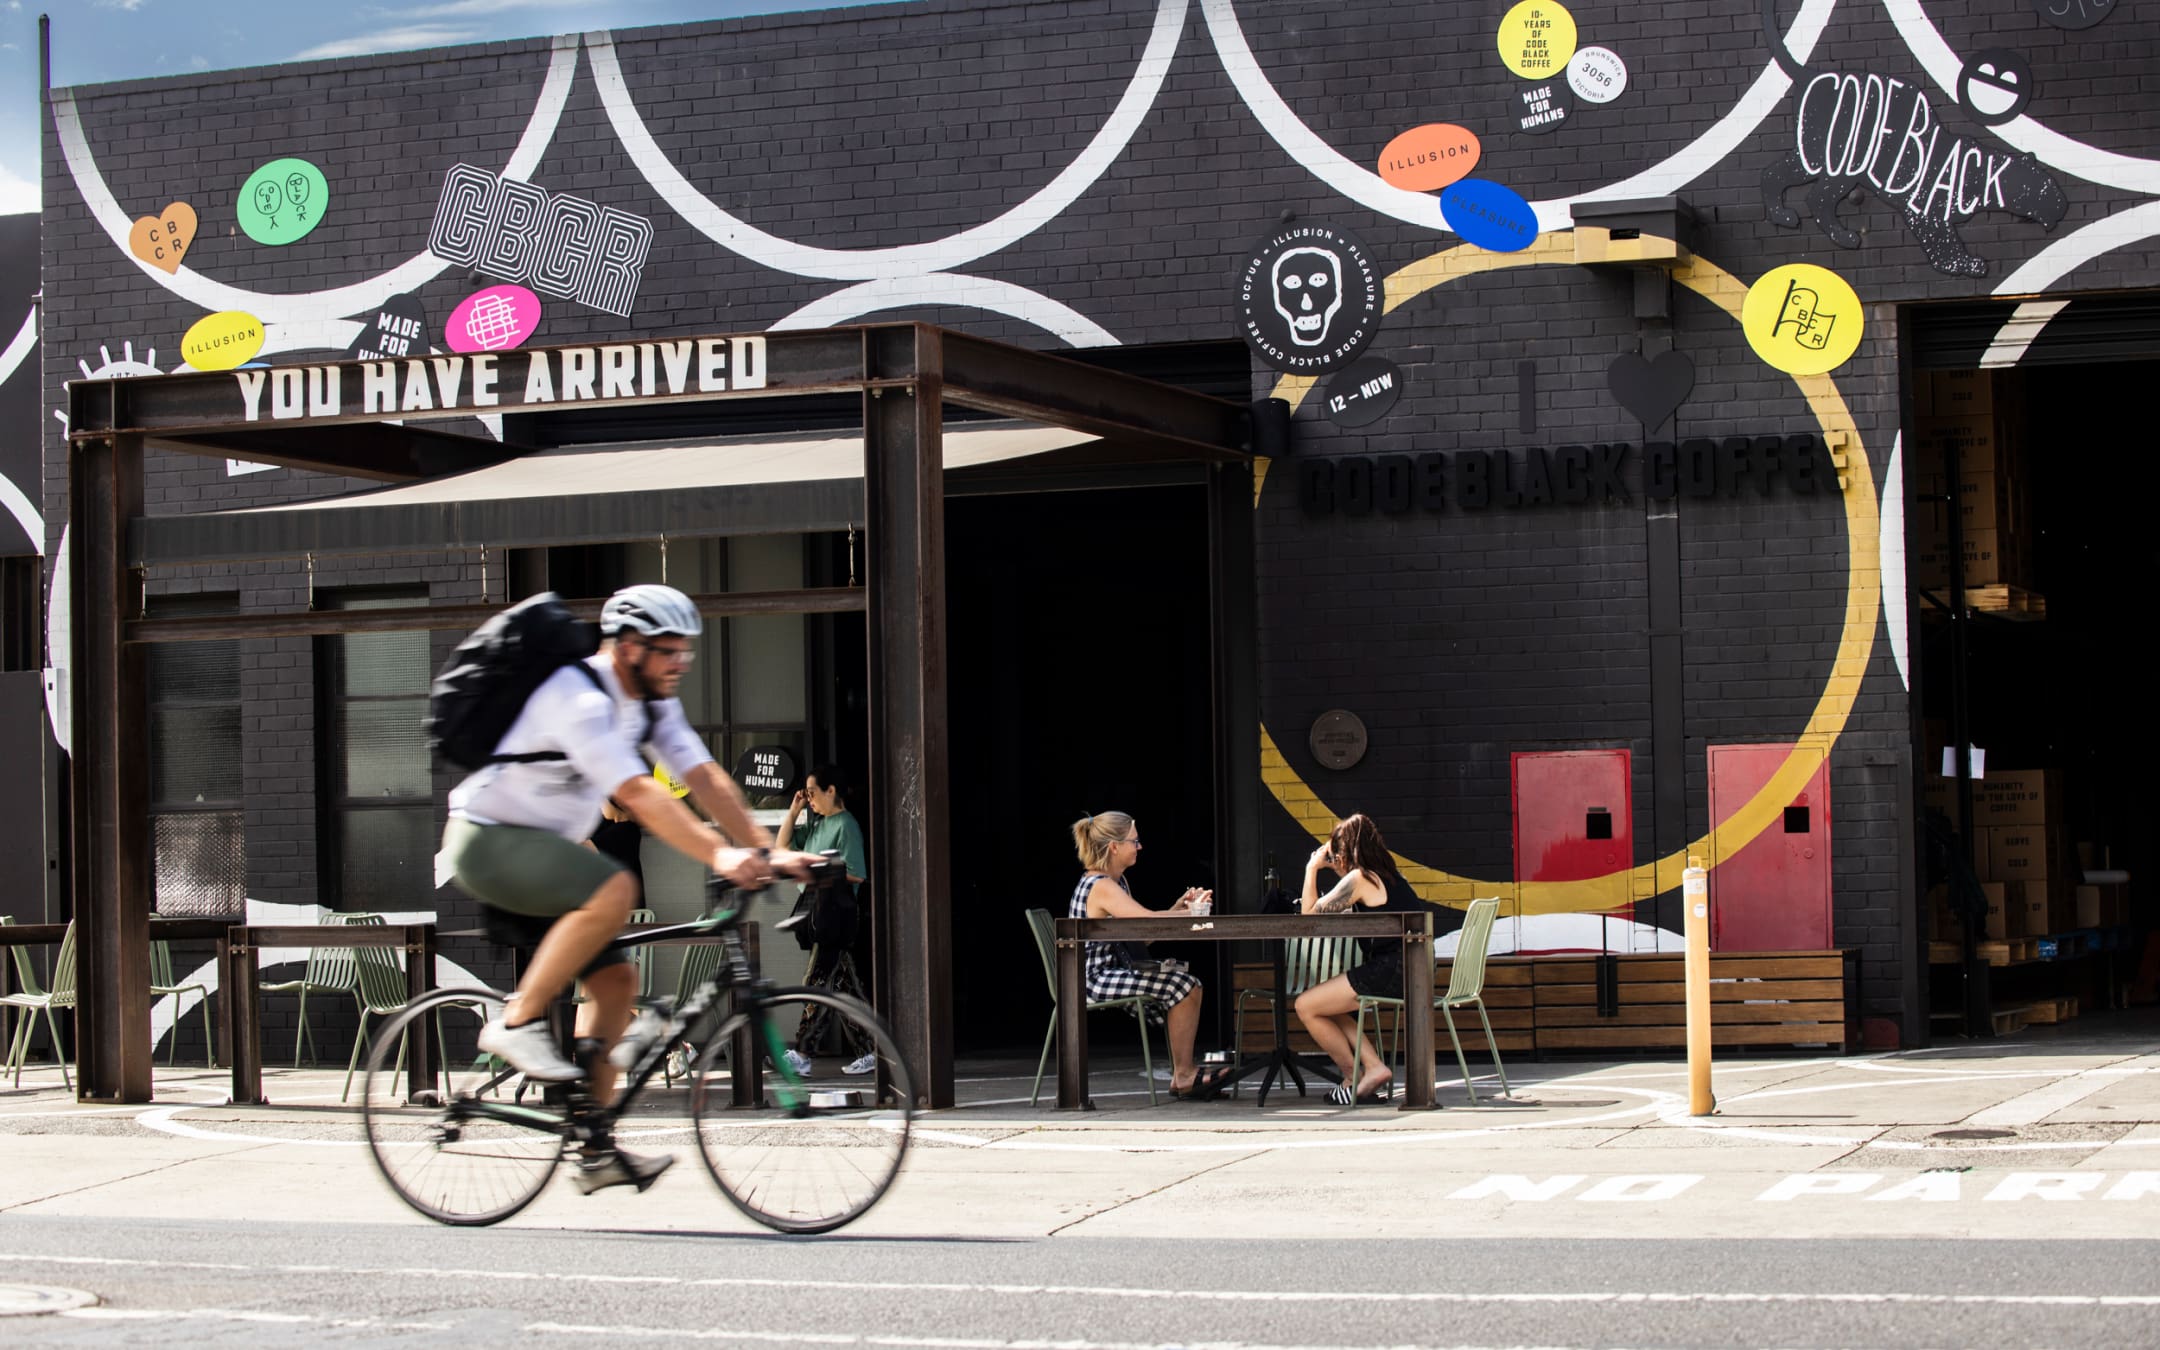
left=2, top=1012, right=2156, bottom=1240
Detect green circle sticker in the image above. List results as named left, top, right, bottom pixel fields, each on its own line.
left=237, top=157, right=329, bottom=246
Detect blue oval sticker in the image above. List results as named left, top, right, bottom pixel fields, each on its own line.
left=1440, top=178, right=1540, bottom=253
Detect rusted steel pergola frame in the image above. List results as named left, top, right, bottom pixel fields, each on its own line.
left=65, top=322, right=1252, bottom=1106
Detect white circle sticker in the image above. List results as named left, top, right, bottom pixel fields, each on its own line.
left=1567, top=46, right=1627, bottom=104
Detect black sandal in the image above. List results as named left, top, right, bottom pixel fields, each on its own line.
left=1326, top=1080, right=1393, bottom=1106
left=1171, top=1065, right=1234, bottom=1101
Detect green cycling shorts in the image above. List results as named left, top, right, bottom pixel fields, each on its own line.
left=440, top=818, right=624, bottom=918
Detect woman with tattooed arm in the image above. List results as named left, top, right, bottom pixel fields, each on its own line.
left=1291, top=813, right=1434, bottom=1106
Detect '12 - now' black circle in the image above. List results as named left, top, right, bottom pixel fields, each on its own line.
left=1236, top=222, right=1383, bottom=376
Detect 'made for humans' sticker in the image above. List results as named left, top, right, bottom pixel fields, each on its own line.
left=1236, top=222, right=1382, bottom=375
left=1515, top=77, right=1575, bottom=134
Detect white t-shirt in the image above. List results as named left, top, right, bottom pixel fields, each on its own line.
left=447, top=653, right=714, bottom=841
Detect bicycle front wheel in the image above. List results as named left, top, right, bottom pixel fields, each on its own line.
left=688, top=988, right=913, bottom=1234
left=359, top=987, right=565, bottom=1226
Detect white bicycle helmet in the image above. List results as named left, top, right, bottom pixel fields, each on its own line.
left=599, top=583, right=703, bottom=638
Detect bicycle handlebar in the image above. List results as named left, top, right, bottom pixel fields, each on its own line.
left=705, top=850, right=849, bottom=901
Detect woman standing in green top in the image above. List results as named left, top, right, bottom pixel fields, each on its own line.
left=778, top=764, right=874, bottom=1074
left=779, top=764, right=867, bottom=889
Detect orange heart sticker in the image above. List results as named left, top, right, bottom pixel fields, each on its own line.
left=128, top=202, right=198, bottom=274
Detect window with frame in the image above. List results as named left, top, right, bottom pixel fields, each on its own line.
left=656, top=535, right=812, bottom=806
left=319, top=590, right=435, bottom=911
left=147, top=595, right=245, bottom=916
left=2, top=555, right=39, bottom=673
left=545, top=537, right=818, bottom=805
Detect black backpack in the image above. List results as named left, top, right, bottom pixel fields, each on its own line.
left=427, top=592, right=602, bottom=771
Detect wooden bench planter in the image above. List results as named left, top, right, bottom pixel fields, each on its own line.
left=1233, top=950, right=1857, bottom=1058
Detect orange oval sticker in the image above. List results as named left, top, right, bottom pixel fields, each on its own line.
left=1376, top=124, right=1482, bottom=192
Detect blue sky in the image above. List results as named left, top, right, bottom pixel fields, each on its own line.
left=1, top=0, right=861, bottom=213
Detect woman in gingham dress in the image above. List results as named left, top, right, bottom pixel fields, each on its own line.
left=1069, top=811, right=1233, bottom=1100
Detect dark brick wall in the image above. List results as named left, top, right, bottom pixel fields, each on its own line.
left=31, top=0, right=2160, bottom=1028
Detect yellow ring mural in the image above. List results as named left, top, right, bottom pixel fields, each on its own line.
left=1255, top=234, right=1880, bottom=915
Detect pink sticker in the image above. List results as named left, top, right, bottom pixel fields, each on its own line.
left=445, top=284, right=542, bottom=353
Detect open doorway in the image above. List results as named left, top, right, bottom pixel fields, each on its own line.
left=943, top=483, right=1218, bottom=1055
left=1912, top=356, right=2159, bottom=1030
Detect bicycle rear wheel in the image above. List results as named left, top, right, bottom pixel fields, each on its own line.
left=359, top=987, right=565, bottom=1226
left=688, top=988, right=912, bottom=1234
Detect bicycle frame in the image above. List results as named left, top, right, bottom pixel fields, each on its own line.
left=449, top=878, right=836, bottom=1138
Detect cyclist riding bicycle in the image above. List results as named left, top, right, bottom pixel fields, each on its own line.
left=442, top=582, right=817, bottom=1194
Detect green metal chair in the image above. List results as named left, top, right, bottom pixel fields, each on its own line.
left=341, top=939, right=465, bottom=1102
left=150, top=940, right=214, bottom=1068
left=3, top=918, right=77, bottom=1090
left=259, top=912, right=381, bottom=1067
left=626, top=907, right=657, bottom=1002
left=1352, top=896, right=1511, bottom=1104
left=1234, top=936, right=1357, bottom=1030
left=661, top=932, right=728, bottom=1088
left=1026, top=907, right=1162, bottom=1107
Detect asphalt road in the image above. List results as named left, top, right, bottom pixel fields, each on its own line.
left=3, top=1218, right=2158, bottom=1348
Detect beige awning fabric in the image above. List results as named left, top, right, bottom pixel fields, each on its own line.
left=132, top=421, right=1105, bottom=564
left=230, top=421, right=1100, bottom=515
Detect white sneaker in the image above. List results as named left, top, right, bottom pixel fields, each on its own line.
left=572, top=1146, right=675, bottom=1195
left=476, top=1017, right=584, bottom=1083
left=843, top=1052, right=877, bottom=1076
left=781, top=1049, right=814, bottom=1078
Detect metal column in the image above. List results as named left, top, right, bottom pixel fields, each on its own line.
left=862, top=327, right=955, bottom=1109
left=69, top=431, right=154, bottom=1102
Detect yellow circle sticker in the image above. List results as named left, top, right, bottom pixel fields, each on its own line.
left=1497, top=1, right=1577, bottom=79
left=1742, top=263, right=1865, bottom=375
left=654, top=763, right=691, bottom=799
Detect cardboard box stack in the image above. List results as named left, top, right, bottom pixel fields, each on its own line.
left=1910, top=370, right=2032, bottom=591
left=1927, top=768, right=2066, bottom=939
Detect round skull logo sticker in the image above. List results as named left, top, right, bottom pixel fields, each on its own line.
left=1236, top=222, right=1383, bottom=375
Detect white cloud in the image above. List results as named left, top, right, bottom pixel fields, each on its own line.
left=291, top=24, right=481, bottom=60
left=93, top=0, right=149, bottom=10
left=0, top=160, right=38, bottom=214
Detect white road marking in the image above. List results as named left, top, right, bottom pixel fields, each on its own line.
left=534, top=1323, right=1593, bottom=1350
left=64, top=1307, right=450, bottom=1330
left=1968, top=1056, right=2160, bottom=1127
left=11, top=1253, right=2160, bottom=1306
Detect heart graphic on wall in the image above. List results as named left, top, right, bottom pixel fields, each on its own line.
left=128, top=203, right=198, bottom=274
left=1606, top=349, right=1696, bottom=431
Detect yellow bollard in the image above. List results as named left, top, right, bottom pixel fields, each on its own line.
left=1683, top=855, right=1716, bottom=1116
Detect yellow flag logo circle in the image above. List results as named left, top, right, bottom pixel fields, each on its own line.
left=1743, top=263, right=1865, bottom=376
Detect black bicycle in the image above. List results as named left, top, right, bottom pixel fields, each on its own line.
left=358, top=860, right=912, bottom=1233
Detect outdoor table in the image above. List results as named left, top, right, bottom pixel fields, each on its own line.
left=224, top=923, right=436, bottom=1105
left=0, top=917, right=238, bottom=1070
left=1053, top=911, right=1435, bottom=1111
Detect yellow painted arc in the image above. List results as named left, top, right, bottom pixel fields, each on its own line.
left=1257, top=239, right=1880, bottom=915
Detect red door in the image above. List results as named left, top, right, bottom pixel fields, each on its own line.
left=1511, top=750, right=1633, bottom=918
left=1707, top=742, right=1833, bottom=950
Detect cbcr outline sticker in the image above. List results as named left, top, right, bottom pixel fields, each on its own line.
left=1236, top=222, right=1383, bottom=375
